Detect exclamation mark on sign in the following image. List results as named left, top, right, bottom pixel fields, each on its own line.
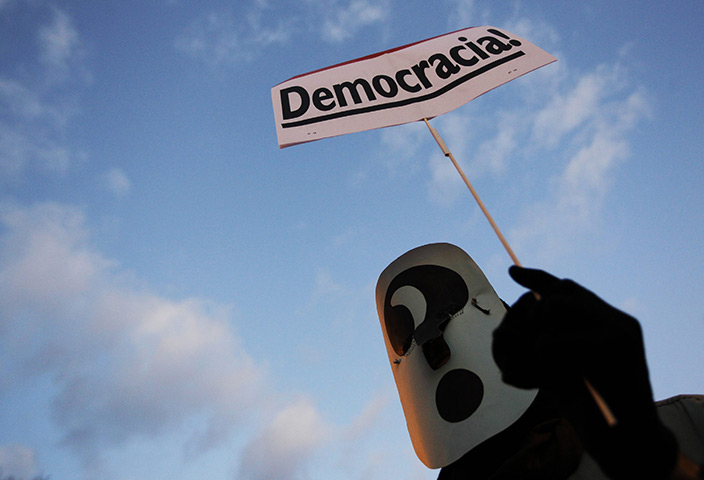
left=487, top=28, right=522, bottom=47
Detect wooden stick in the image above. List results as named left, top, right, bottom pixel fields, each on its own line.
left=584, top=379, right=618, bottom=426
left=423, top=118, right=618, bottom=427
left=423, top=119, right=521, bottom=266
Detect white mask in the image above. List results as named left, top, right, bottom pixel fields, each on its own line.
left=375, top=243, right=537, bottom=468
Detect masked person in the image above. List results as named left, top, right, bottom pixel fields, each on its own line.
left=375, top=243, right=704, bottom=480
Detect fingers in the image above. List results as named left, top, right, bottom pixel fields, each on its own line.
left=508, top=265, right=560, bottom=295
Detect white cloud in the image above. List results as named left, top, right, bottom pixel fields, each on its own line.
left=379, top=121, right=425, bottom=176
left=176, top=12, right=247, bottom=65
left=473, top=121, right=517, bottom=176
left=0, top=202, right=402, bottom=479
left=502, top=16, right=561, bottom=55
left=439, top=111, right=519, bottom=179
left=0, top=79, right=58, bottom=122
left=317, top=0, right=389, bottom=43
left=176, top=4, right=293, bottom=67
left=532, top=65, right=627, bottom=148
left=425, top=114, right=479, bottom=207
left=313, top=268, right=343, bottom=298
left=0, top=78, right=79, bottom=176
left=376, top=43, right=649, bottom=264
left=0, top=203, right=111, bottom=311
left=238, top=398, right=329, bottom=480
left=340, top=391, right=391, bottom=442
left=104, top=168, right=131, bottom=196
left=0, top=444, right=41, bottom=479
left=177, top=0, right=392, bottom=67
left=0, top=200, right=411, bottom=480
left=0, top=8, right=87, bottom=178
left=510, top=64, right=651, bottom=263
left=427, top=149, right=463, bottom=207
left=0, top=202, right=266, bottom=469
left=445, top=0, right=491, bottom=31
left=38, top=8, right=82, bottom=79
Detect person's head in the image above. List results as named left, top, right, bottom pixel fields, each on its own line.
left=375, top=243, right=538, bottom=468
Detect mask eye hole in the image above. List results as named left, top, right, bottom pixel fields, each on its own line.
left=383, top=265, right=469, bottom=358
left=385, top=303, right=415, bottom=356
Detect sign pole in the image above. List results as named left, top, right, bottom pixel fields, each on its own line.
left=424, top=118, right=521, bottom=266
left=423, top=118, right=618, bottom=428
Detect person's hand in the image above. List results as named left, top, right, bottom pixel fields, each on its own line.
left=492, top=266, right=678, bottom=479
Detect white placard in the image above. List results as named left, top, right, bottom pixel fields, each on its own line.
left=272, top=26, right=556, bottom=148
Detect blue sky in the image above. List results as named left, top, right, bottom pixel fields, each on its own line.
left=1, top=1, right=702, bottom=479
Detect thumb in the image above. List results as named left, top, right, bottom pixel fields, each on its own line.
left=508, top=266, right=559, bottom=295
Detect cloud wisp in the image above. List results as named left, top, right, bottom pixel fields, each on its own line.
left=175, top=2, right=294, bottom=67
left=379, top=54, right=650, bottom=263
left=0, top=444, right=42, bottom=479
left=238, top=397, right=329, bottom=480
left=510, top=63, right=650, bottom=262
left=315, top=0, right=390, bottom=43
left=0, top=6, right=87, bottom=179
left=104, top=168, right=132, bottom=196
left=176, top=0, right=392, bottom=69
left=37, top=7, right=87, bottom=83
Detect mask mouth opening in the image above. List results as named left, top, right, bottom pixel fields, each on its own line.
left=421, top=336, right=451, bottom=370
left=436, top=368, right=485, bottom=423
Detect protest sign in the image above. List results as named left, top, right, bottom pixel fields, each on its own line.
left=272, top=26, right=556, bottom=148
